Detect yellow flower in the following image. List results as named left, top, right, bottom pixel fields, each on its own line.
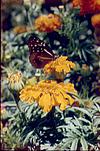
left=7, top=71, right=24, bottom=90
left=44, top=56, right=75, bottom=80
left=20, top=80, right=77, bottom=112
left=34, top=14, right=61, bottom=32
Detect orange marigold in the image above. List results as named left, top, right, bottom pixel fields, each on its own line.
left=20, top=80, right=77, bottom=112
left=72, top=0, right=100, bottom=15
left=95, top=0, right=100, bottom=13
left=13, top=25, right=31, bottom=34
left=44, top=56, right=75, bottom=80
left=34, top=14, right=61, bottom=32
left=91, top=14, right=100, bottom=28
left=72, top=0, right=80, bottom=7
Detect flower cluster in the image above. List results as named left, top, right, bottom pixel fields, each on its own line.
left=44, top=56, right=75, bottom=80
left=34, top=14, right=61, bottom=32
left=20, top=80, right=77, bottom=112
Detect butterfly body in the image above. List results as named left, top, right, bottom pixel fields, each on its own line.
left=28, top=35, right=57, bottom=68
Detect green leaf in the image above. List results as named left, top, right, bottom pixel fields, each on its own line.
left=41, top=112, right=48, bottom=118
left=3, top=102, right=16, bottom=107
left=61, top=138, right=74, bottom=149
left=79, top=117, right=91, bottom=124
left=69, top=122, right=81, bottom=136
left=80, top=137, right=88, bottom=150
left=94, top=102, right=100, bottom=112
left=66, top=132, right=77, bottom=138
left=71, top=138, right=79, bottom=151
left=82, top=49, right=87, bottom=61
left=93, top=117, right=100, bottom=126
left=26, top=103, right=35, bottom=118
left=64, top=117, right=72, bottom=124
left=23, top=131, right=34, bottom=145
left=74, top=116, right=82, bottom=128
left=73, top=107, right=92, bottom=118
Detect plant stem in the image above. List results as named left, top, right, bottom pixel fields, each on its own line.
left=28, top=10, right=33, bottom=30
left=9, top=90, right=22, bottom=113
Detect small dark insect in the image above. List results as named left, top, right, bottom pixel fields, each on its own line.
left=28, top=34, right=58, bottom=68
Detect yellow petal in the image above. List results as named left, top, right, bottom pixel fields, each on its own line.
left=39, top=93, right=52, bottom=112
left=33, top=91, right=41, bottom=99
left=66, top=94, right=75, bottom=105
left=54, top=93, right=64, bottom=104
left=51, top=94, right=56, bottom=106
left=60, top=100, right=69, bottom=111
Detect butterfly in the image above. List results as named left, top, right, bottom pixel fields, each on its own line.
left=27, top=34, right=58, bottom=68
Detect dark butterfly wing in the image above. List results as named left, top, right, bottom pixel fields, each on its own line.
left=28, top=34, right=56, bottom=68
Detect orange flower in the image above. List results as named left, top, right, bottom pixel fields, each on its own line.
left=91, top=14, right=100, bottom=45
left=80, top=0, right=96, bottom=15
left=95, top=0, right=100, bottom=13
left=72, top=0, right=80, bottom=7
left=34, top=14, right=61, bottom=32
left=13, top=25, right=31, bottom=34
left=91, top=14, right=100, bottom=28
left=72, top=0, right=100, bottom=15
left=44, top=56, right=75, bottom=80
left=20, top=80, right=77, bottom=112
